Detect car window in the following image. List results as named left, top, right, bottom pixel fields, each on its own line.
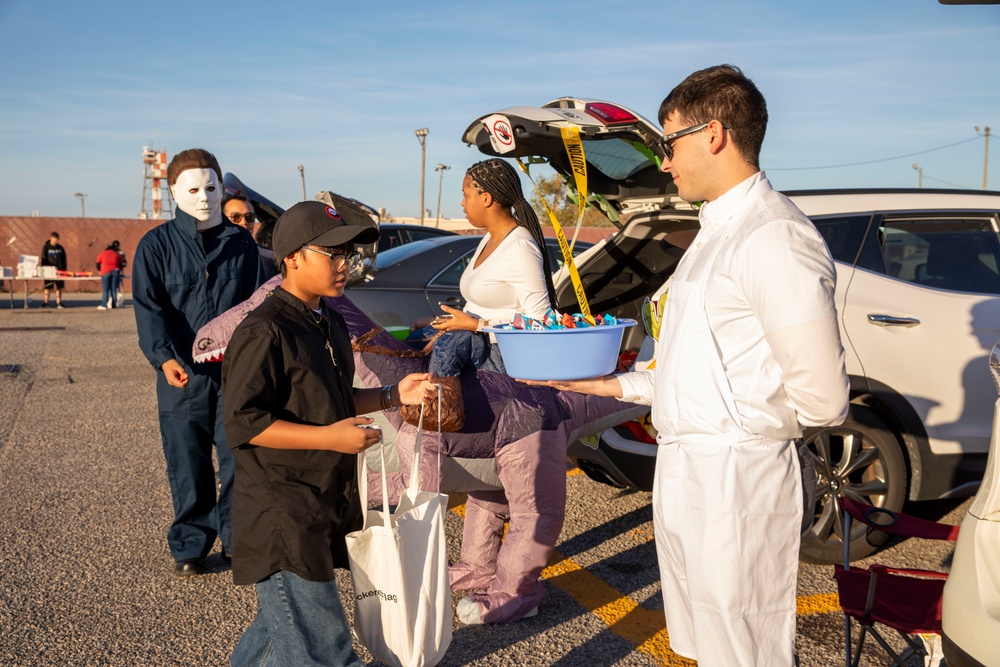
left=377, top=230, right=405, bottom=254
left=429, top=253, right=473, bottom=288
left=811, top=215, right=878, bottom=267
left=547, top=240, right=592, bottom=270
left=377, top=238, right=438, bottom=266
left=581, top=138, right=656, bottom=180
left=879, top=217, right=1000, bottom=294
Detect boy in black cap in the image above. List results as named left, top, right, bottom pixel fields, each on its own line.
left=222, top=200, right=434, bottom=666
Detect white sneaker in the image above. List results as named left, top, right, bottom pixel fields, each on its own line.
left=456, top=597, right=538, bottom=625
left=456, top=597, right=482, bottom=625
left=97, top=305, right=107, bottom=311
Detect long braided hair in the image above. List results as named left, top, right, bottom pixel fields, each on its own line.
left=466, top=159, right=557, bottom=309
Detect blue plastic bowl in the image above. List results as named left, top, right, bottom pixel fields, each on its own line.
left=485, top=319, right=637, bottom=381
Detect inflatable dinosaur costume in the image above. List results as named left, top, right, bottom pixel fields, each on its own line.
left=194, top=276, right=645, bottom=624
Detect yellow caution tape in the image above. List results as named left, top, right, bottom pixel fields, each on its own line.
left=561, top=125, right=588, bottom=245
left=516, top=157, right=594, bottom=324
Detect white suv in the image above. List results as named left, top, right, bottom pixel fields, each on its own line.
left=463, top=98, right=1000, bottom=563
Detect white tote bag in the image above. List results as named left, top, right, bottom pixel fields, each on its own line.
left=346, top=405, right=452, bottom=667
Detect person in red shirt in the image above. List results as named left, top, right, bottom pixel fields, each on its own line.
left=95, top=242, right=124, bottom=310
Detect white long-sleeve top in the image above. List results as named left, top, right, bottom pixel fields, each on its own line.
left=617, top=173, right=849, bottom=443
left=460, top=225, right=550, bottom=324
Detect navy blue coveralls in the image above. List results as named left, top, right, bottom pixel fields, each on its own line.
left=133, top=209, right=262, bottom=563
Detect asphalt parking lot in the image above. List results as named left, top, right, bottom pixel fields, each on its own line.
left=0, top=294, right=969, bottom=666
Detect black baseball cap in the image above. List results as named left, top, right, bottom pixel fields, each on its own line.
left=272, top=201, right=379, bottom=268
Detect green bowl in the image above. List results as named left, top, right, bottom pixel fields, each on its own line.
left=385, top=326, right=411, bottom=342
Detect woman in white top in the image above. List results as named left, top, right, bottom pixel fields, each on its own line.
left=400, top=159, right=556, bottom=431
left=430, top=158, right=555, bottom=375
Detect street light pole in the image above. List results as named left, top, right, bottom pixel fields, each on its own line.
left=414, top=128, right=429, bottom=224
left=912, top=163, right=923, bottom=189
left=434, top=163, right=450, bottom=228
left=976, top=126, right=990, bottom=190
left=297, top=165, right=307, bottom=201
left=74, top=192, right=87, bottom=217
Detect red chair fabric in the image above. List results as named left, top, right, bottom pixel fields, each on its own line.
left=834, top=498, right=959, bottom=667
left=840, top=497, right=959, bottom=542
left=834, top=564, right=948, bottom=635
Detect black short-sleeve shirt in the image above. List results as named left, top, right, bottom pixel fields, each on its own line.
left=222, top=287, right=362, bottom=585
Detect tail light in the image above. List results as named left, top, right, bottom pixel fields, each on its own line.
left=584, top=102, right=638, bottom=126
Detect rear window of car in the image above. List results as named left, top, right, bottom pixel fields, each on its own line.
left=581, top=138, right=656, bottom=180
left=409, top=229, right=454, bottom=242
left=377, top=239, right=438, bottom=266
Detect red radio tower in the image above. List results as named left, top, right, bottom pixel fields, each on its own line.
left=140, top=146, right=174, bottom=219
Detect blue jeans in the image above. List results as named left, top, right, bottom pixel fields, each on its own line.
left=111, top=269, right=123, bottom=306
left=231, top=570, right=362, bottom=667
left=427, top=329, right=506, bottom=377
left=100, top=272, right=116, bottom=308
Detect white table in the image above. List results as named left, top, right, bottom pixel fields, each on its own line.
left=6, top=275, right=127, bottom=309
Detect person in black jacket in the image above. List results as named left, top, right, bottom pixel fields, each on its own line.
left=40, top=232, right=67, bottom=308
left=133, top=148, right=263, bottom=576
left=223, top=201, right=433, bottom=666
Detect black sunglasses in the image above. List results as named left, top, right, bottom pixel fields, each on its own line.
left=229, top=212, right=256, bottom=224
left=658, top=122, right=728, bottom=161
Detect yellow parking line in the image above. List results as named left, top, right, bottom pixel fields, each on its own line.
left=447, top=468, right=840, bottom=666
left=797, top=592, right=841, bottom=616
left=542, top=550, right=695, bottom=665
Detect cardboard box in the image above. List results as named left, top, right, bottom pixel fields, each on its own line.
left=16, top=263, right=37, bottom=278
left=0, top=267, right=12, bottom=279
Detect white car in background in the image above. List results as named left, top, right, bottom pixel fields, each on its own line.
left=462, top=98, right=1000, bottom=563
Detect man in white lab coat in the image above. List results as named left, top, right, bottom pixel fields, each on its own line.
left=530, top=64, right=850, bottom=665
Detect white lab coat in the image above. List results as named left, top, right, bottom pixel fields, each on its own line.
left=618, top=173, right=849, bottom=665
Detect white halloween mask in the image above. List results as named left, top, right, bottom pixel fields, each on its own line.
left=170, top=168, right=223, bottom=226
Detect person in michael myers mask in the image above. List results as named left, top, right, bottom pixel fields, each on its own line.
left=132, top=148, right=263, bottom=576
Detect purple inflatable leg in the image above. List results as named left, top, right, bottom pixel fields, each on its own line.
left=449, top=490, right=508, bottom=591
left=458, top=426, right=569, bottom=624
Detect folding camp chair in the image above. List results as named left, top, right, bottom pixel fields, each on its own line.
left=833, top=497, right=959, bottom=667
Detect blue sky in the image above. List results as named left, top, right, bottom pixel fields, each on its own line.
left=1, top=1, right=997, bottom=220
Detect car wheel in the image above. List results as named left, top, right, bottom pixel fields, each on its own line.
left=798, top=405, right=907, bottom=564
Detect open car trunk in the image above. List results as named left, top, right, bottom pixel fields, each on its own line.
left=463, top=98, right=700, bottom=353
left=462, top=98, right=677, bottom=226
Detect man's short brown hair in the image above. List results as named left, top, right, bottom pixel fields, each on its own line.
left=658, top=64, right=767, bottom=169
left=167, top=148, right=223, bottom=187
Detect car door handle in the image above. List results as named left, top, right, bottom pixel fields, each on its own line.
left=867, top=314, right=921, bottom=328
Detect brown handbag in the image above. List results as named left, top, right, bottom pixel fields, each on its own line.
left=353, top=328, right=464, bottom=432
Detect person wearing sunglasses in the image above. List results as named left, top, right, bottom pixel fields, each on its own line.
left=527, top=65, right=849, bottom=666
left=223, top=193, right=257, bottom=233
left=224, top=193, right=278, bottom=280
